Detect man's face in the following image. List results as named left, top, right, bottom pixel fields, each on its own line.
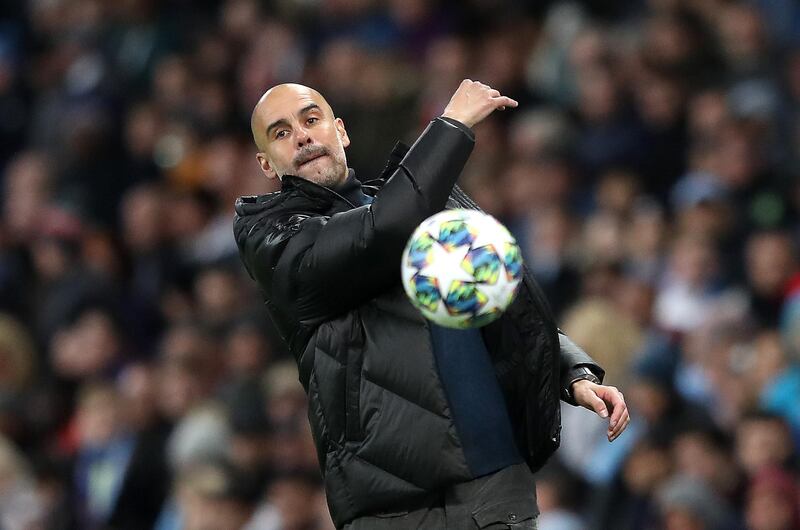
left=253, top=85, right=350, bottom=187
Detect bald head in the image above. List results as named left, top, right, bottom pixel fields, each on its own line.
left=250, top=84, right=350, bottom=186
left=251, top=84, right=335, bottom=151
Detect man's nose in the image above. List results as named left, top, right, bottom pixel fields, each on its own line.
left=295, top=126, right=312, bottom=147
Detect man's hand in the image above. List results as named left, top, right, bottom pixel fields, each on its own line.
left=571, top=380, right=630, bottom=442
left=441, top=79, right=519, bottom=128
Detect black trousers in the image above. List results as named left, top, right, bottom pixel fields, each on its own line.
left=343, top=463, right=539, bottom=529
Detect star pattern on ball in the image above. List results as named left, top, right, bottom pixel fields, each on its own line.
left=401, top=209, right=524, bottom=328
left=416, top=240, right=473, bottom=287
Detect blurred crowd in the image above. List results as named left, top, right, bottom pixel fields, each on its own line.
left=1, top=0, right=800, bottom=529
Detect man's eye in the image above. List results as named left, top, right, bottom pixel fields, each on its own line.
left=276, top=130, right=288, bottom=139
left=307, top=117, right=318, bottom=125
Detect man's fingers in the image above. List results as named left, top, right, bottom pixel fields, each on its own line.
left=601, top=387, right=629, bottom=441
left=591, top=385, right=629, bottom=441
left=610, top=408, right=628, bottom=435
left=609, top=410, right=630, bottom=441
left=607, top=390, right=626, bottom=428
left=492, top=96, right=518, bottom=109
left=443, top=80, right=519, bottom=127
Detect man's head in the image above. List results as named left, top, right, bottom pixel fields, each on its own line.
left=251, top=84, right=350, bottom=187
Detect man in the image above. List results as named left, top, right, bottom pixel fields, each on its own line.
left=234, top=81, right=629, bottom=529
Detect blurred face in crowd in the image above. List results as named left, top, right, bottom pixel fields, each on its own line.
left=121, top=184, right=164, bottom=253
left=224, top=324, right=270, bottom=375
left=676, top=200, right=732, bottom=241
left=527, top=206, right=573, bottom=262
left=76, top=385, right=120, bottom=448
left=166, top=191, right=212, bottom=240
left=615, top=277, right=656, bottom=327
left=688, top=89, right=729, bottom=138
left=669, top=235, right=718, bottom=288
left=501, top=160, right=538, bottom=216
left=634, top=72, right=684, bottom=128
left=2, top=152, right=51, bottom=240
left=267, top=476, right=320, bottom=530
left=596, top=169, right=639, bottom=216
left=569, top=29, right=609, bottom=71
left=425, top=36, right=468, bottom=91
left=746, top=232, right=797, bottom=297
left=177, top=465, right=253, bottom=530
left=157, top=358, right=207, bottom=420
left=576, top=66, right=619, bottom=122
left=628, top=379, right=670, bottom=424
left=194, top=268, right=241, bottom=324
left=714, top=124, right=760, bottom=188
left=662, top=509, right=706, bottom=530
left=269, top=419, right=318, bottom=472
left=229, top=431, right=269, bottom=471
left=735, top=417, right=794, bottom=476
left=117, top=363, right=159, bottom=430
left=251, top=84, right=350, bottom=187
left=51, top=310, right=120, bottom=380
left=642, top=13, right=694, bottom=68
left=750, top=331, right=787, bottom=392
left=157, top=327, right=217, bottom=419
left=181, top=495, right=251, bottom=530
left=671, top=431, right=739, bottom=496
left=318, top=38, right=365, bottom=101
left=124, top=103, right=161, bottom=159
left=623, top=441, right=672, bottom=495
left=626, top=203, right=666, bottom=261
left=583, top=211, right=624, bottom=264
left=719, top=4, right=766, bottom=65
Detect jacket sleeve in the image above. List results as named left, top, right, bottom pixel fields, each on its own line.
left=248, top=117, right=475, bottom=326
left=558, top=330, right=607, bottom=403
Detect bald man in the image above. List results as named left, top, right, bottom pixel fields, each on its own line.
left=250, top=84, right=351, bottom=188
left=234, top=81, right=628, bottom=529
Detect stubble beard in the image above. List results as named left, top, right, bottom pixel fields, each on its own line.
left=295, top=149, right=348, bottom=188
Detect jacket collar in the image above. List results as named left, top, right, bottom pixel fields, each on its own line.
left=332, top=170, right=373, bottom=206
left=279, top=173, right=358, bottom=209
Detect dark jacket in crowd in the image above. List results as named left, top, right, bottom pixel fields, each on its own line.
left=233, top=117, right=603, bottom=527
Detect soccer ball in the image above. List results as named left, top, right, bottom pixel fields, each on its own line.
left=401, top=209, right=524, bottom=329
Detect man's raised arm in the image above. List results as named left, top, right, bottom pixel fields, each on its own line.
left=238, top=81, right=517, bottom=325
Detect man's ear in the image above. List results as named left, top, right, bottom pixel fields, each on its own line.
left=335, top=117, right=350, bottom=148
left=256, top=152, right=279, bottom=181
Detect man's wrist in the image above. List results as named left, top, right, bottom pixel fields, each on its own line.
left=438, top=116, right=475, bottom=140
left=562, top=366, right=601, bottom=405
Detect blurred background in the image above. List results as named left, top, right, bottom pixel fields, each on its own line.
left=1, top=0, right=800, bottom=529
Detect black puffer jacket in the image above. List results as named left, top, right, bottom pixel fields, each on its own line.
left=233, top=118, right=603, bottom=528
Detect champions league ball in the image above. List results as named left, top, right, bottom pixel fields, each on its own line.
left=401, top=209, right=524, bottom=329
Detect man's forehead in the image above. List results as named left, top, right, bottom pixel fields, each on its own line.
left=260, top=86, right=331, bottom=122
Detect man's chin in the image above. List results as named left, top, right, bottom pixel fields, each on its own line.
left=296, top=165, right=346, bottom=187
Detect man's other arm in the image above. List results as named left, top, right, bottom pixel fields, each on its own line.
left=558, top=331, right=631, bottom=442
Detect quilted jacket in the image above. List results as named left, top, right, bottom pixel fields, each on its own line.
left=233, top=117, right=603, bottom=527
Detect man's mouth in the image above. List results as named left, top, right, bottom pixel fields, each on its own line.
left=297, top=153, right=327, bottom=168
